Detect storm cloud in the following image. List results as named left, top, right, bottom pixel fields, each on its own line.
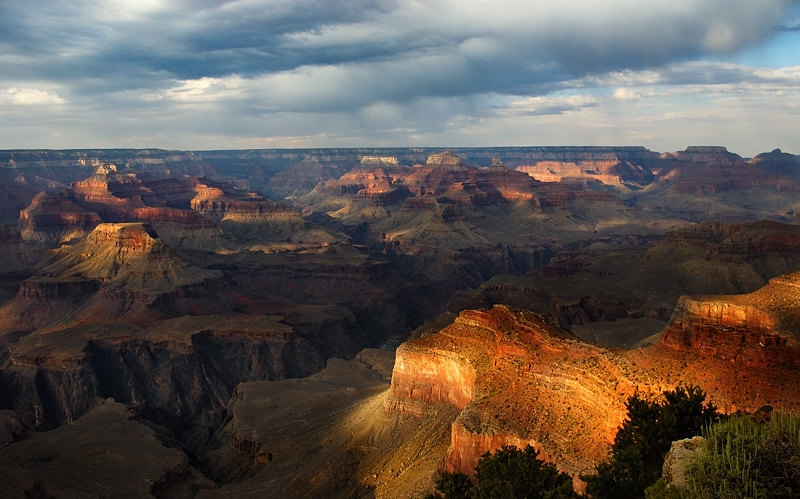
left=0, top=0, right=798, bottom=153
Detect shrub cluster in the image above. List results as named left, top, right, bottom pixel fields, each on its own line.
left=428, top=388, right=800, bottom=498
left=583, top=386, right=719, bottom=499
left=426, top=445, right=578, bottom=499
left=679, top=411, right=800, bottom=498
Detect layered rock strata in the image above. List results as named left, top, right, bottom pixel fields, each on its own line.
left=0, top=315, right=324, bottom=431
left=18, top=192, right=100, bottom=246
left=661, top=271, right=800, bottom=365
left=390, top=306, right=636, bottom=476
left=390, top=304, right=800, bottom=479
left=0, top=223, right=227, bottom=333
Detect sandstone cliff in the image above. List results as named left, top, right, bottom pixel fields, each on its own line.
left=661, top=271, right=800, bottom=366
left=389, top=304, right=800, bottom=479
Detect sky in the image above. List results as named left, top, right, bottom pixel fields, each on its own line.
left=0, top=0, right=798, bottom=156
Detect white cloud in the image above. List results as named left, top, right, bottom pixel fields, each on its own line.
left=4, top=87, right=64, bottom=105
left=164, top=76, right=245, bottom=102
left=613, top=88, right=641, bottom=100
left=0, top=0, right=798, bottom=151
left=497, top=94, right=599, bottom=116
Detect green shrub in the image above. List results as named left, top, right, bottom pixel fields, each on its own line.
left=583, top=385, right=718, bottom=499
left=426, top=471, right=473, bottom=499
left=472, top=445, right=576, bottom=499
left=685, top=412, right=800, bottom=499
left=644, top=478, right=684, bottom=499
left=428, top=445, right=577, bottom=499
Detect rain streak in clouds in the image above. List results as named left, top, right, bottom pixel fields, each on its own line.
left=0, top=0, right=798, bottom=155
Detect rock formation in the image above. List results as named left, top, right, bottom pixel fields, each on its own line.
left=389, top=306, right=635, bottom=476
left=631, top=146, right=800, bottom=222
left=661, top=436, right=706, bottom=489
left=0, top=223, right=228, bottom=333
left=0, top=314, right=324, bottom=431
left=661, top=271, right=800, bottom=366
left=389, top=304, right=800, bottom=479
left=0, top=146, right=799, bottom=497
left=196, top=350, right=460, bottom=499
left=18, top=192, right=100, bottom=247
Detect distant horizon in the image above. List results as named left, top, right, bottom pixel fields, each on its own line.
left=0, top=144, right=794, bottom=159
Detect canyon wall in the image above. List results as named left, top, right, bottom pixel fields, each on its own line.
left=0, top=316, right=324, bottom=432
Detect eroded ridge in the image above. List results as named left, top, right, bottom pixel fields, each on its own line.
left=390, top=305, right=638, bottom=476
left=661, top=270, right=800, bottom=365
left=390, top=303, right=800, bottom=478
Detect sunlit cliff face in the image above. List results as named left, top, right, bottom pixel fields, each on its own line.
left=662, top=271, right=800, bottom=365
left=389, top=302, right=800, bottom=478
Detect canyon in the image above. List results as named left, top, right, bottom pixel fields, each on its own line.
left=0, top=146, right=799, bottom=497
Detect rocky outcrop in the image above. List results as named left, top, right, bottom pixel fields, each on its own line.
left=0, top=315, right=324, bottom=431
left=390, top=303, right=800, bottom=479
left=0, top=223, right=229, bottom=333
left=39, top=223, right=219, bottom=285
left=389, top=306, right=636, bottom=476
left=660, top=271, right=800, bottom=366
left=338, top=156, right=409, bottom=187
left=661, top=436, right=705, bottom=489
left=475, top=165, right=542, bottom=204
left=404, top=152, right=478, bottom=196
left=18, top=192, right=100, bottom=246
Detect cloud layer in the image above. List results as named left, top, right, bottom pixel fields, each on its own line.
left=0, top=0, right=798, bottom=154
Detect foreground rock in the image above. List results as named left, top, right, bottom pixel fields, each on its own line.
left=661, top=436, right=705, bottom=489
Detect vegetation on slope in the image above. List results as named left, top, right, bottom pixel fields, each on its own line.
left=648, top=412, right=800, bottom=499
left=428, top=386, right=719, bottom=499
left=583, top=385, right=719, bottom=499
left=427, top=445, right=577, bottom=499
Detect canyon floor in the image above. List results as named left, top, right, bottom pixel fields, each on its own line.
left=0, top=146, right=800, bottom=497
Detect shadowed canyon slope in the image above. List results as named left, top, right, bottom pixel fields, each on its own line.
left=0, top=146, right=799, bottom=498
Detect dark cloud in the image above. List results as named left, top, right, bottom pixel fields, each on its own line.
left=0, top=0, right=797, bottom=152
left=1, top=0, right=795, bottom=98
